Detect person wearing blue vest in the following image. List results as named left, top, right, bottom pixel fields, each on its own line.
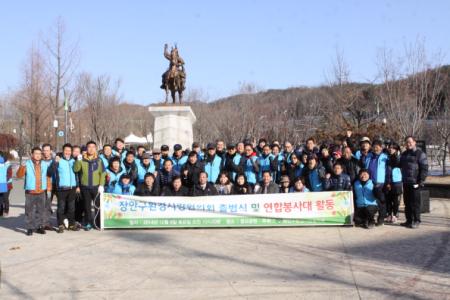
left=354, top=169, right=378, bottom=229
left=282, top=141, right=295, bottom=165
left=303, top=155, right=327, bottom=192
left=271, top=144, right=285, bottom=183
left=112, top=138, right=128, bottom=161
left=99, top=144, right=114, bottom=169
left=257, top=144, right=278, bottom=182
left=221, top=143, right=244, bottom=183
left=0, top=151, right=12, bottom=217
left=41, top=143, right=55, bottom=230
left=112, top=174, right=136, bottom=195
left=152, top=148, right=164, bottom=171
left=16, top=147, right=49, bottom=236
left=203, top=143, right=222, bottom=184
left=354, top=137, right=372, bottom=165
left=285, top=152, right=304, bottom=184
left=47, top=143, right=80, bottom=233
left=385, top=142, right=403, bottom=224
left=137, top=153, right=156, bottom=184
left=105, top=156, right=125, bottom=193
left=363, top=140, right=391, bottom=226
left=135, top=145, right=146, bottom=165
left=243, top=143, right=259, bottom=186
left=171, top=144, right=188, bottom=173
left=192, top=142, right=205, bottom=161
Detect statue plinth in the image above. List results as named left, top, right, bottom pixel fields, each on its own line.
left=148, top=105, right=196, bottom=151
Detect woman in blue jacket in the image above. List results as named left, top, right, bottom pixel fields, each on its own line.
left=112, top=174, right=136, bottom=195
left=354, top=169, right=378, bottom=229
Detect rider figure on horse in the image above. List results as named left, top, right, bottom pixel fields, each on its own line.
left=161, top=44, right=186, bottom=91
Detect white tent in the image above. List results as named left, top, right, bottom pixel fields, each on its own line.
left=124, top=133, right=152, bottom=145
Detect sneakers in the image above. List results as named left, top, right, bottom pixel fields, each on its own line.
left=391, top=216, right=398, bottom=223
left=68, top=225, right=80, bottom=231
left=26, top=229, right=33, bottom=236
left=411, top=222, right=420, bottom=229
left=84, top=224, right=93, bottom=231
left=36, top=227, right=46, bottom=234
left=386, top=215, right=392, bottom=223
left=400, top=222, right=413, bottom=228
left=57, top=225, right=64, bottom=234
left=43, top=225, right=53, bottom=231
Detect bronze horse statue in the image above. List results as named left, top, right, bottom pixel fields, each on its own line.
left=160, top=44, right=186, bottom=104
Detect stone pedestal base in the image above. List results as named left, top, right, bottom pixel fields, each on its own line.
left=148, top=106, right=197, bottom=151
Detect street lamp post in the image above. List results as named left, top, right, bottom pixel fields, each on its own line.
left=53, top=119, right=59, bottom=151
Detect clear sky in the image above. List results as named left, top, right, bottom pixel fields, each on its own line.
left=1, top=1, right=449, bottom=105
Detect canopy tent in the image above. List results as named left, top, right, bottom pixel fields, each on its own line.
left=124, top=133, right=153, bottom=145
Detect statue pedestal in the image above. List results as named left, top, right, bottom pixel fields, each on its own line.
left=148, top=106, right=197, bottom=151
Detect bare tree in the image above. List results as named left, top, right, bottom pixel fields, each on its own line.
left=13, top=46, right=51, bottom=147
left=76, top=73, right=121, bottom=147
left=42, top=17, right=80, bottom=148
left=432, top=69, right=450, bottom=174
left=377, top=39, right=444, bottom=139
left=323, top=48, right=380, bottom=134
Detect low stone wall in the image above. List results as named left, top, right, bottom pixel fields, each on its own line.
left=425, top=183, right=450, bottom=198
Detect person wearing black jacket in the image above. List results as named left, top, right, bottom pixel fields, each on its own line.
left=232, top=173, right=253, bottom=194
left=324, top=162, right=352, bottom=191
left=158, top=159, right=180, bottom=188
left=319, top=146, right=334, bottom=174
left=337, top=146, right=361, bottom=183
left=181, top=151, right=205, bottom=189
left=161, top=176, right=190, bottom=196
left=134, top=173, right=160, bottom=196
left=221, top=144, right=245, bottom=182
left=191, top=172, right=218, bottom=196
left=122, top=151, right=138, bottom=185
left=399, top=136, right=428, bottom=229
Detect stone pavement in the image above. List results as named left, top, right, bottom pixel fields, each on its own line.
left=0, top=182, right=449, bottom=299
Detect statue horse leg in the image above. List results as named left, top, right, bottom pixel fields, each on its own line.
left=164, top=84, right=169, bottom=103
left=171, top=89, right=176, bottom=104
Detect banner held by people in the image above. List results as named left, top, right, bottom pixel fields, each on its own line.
left=100, top=191, right=354, bottom=229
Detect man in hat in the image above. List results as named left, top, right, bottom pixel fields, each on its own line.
left=171, top=144, right=187, bottom=173
left=152, top=148, right=164, bottom=171
left=204, top=143, right=222, bottom=184
left=355, top=137, right=372, bottom=167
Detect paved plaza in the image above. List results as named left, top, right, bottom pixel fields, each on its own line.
left=0, top=182, right=449, bottom=299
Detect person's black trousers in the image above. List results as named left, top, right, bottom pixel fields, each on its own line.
left=356, top=206, right=378, bottom=225
left=373, top=184, right=386, bottom=224
left=403, top=184, right=421, bottom=224
left=81, top=187, right=100, bottom=227
left=0, top=190, right=10, bottom=215
left=386, top=191, right=400, bottom=217
left=56, top=188, right=76, bottom=226
left=75, top=191, right=84, bottom=223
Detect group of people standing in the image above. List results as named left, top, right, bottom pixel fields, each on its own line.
left=0, top=131, right=428, bottom=235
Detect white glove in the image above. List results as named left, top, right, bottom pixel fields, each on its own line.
left=77, top=154, right=83, bottom=161
left=413, top=184, right=419, bottom=189
left=98, top=185, right=104, bottom=193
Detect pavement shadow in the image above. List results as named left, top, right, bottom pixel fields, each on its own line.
left=0, top=204, right=59, bottom=234
left=112, top=229, right=447, bottom=299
